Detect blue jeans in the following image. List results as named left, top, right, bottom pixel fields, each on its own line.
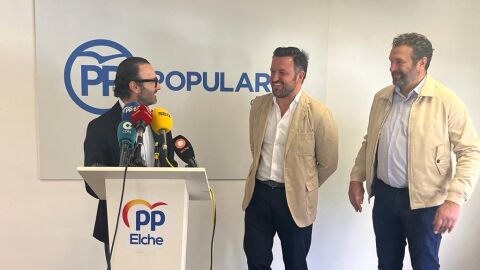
left=373, top=180, right=441, bottom=270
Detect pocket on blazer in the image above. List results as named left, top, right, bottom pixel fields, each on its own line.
left=306, top=178, right=319, bottom=191
left=434, top=144, right=449, bottom=176
left=296, top=132, right=315, bottom=156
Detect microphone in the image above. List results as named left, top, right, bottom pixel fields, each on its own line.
left=131, top=105, right=152, bottom=134
left=121, top=101, right=140, bottom=122
left=151, top=107, right=174, bottom=158
left=130, top=105, right=152, bottom=167
left=117, top=121, right=137, bottom=166
left=173, top=135, right=198, bottom=167
left=151, top=107, right=173, bottom=134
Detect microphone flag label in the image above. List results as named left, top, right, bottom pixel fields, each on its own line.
left=174, top=138, right=186, bottom=150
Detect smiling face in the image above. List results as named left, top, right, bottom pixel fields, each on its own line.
left=389, top=45, right=426, bottom=94
left=270, top=56, right=304, bottom=99
left=134, top=63, right=160, bottom=106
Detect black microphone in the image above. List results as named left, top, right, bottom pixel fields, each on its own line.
left=130, top=105, right=153, bottom=167
left=173, top=135, right=198, bottom=167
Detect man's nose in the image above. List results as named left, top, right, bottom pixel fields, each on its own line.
left=390, top=63, right=397, bottom=73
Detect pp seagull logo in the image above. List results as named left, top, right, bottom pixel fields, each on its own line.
left=64, top=39, right=133, bottom=114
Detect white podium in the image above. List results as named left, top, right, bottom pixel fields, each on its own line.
left=78, top=167, right=211, bottom=270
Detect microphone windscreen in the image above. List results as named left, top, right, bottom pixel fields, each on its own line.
left=117, top=121, right=137, bottom=148
left=131, top=105, right=153, bottom=128
left=173, top=135, right=195, bottom=163
left=151, top=107, right=173, bottom=134
left=121, top=101, right=140, bottom=121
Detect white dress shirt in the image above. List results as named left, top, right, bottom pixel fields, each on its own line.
left=256, top=90, right=302, bottom=183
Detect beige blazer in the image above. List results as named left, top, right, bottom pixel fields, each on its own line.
left=242, top=91, right=338, bottom=227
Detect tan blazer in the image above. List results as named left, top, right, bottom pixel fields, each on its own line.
left=242, top=91, right=338, bottom=227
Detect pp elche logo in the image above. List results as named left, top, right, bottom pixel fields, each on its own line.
left=64, top=39, right=132, bottom=115
left=122, top=199, right=168, bottom=246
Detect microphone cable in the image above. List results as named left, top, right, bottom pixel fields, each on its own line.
left=186, top=152, right=216, bottom=270
left=154, top=142, right=160, bottom=167
left=162, top=131, right=174, bottom=167
left=164, top=156, right=174, bottom=167
left=108, top=144, right=137, bottom=268
left=208, top=186, right=217, bottom=270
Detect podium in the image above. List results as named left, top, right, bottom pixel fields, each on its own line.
left=77, top=167, right=211, bottom=270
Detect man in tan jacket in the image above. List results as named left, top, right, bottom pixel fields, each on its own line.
left=349, top=33, right=480, bottom=270
left=243, top=47, right=338, bottom=270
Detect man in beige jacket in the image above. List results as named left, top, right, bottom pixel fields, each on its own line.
left=243, top=47, right=338, bottom=270
left=349, top=33, right=480, bottom=270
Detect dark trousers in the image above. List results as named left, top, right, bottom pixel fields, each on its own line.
left=244, top=180, right=313, bottom=270
left=373, top=180, right=441, bottom=270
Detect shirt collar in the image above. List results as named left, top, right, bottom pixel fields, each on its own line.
left=273, top=89, right=303, bottom=108
left=119, top=99, right=126, bottom=109
left=394, top=76, right=426, bottom=100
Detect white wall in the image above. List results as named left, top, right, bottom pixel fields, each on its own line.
left=325, top=1, right=480, bottom=269
left=1, top=0, right=479, bottom=269
left=34, top=0, right=330, bottom=181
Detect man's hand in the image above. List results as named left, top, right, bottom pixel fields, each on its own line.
left=433, top=200, right=461, bottom=234
left=348, top=181, right=365, bottom=212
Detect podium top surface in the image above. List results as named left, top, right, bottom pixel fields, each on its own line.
left=77, top=167, right=210, bottom=200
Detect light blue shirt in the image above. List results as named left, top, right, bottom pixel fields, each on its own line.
left=377, top=77, right=426, bottom=188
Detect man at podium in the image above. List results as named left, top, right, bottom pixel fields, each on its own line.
left=83, top=56, right=176, bottom=269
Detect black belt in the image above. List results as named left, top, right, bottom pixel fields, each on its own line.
left=256, top=179, right=285, bottom=188
left=376, top=178, right=408, bottom=191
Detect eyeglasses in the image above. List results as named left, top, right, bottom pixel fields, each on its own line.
left=134, top=78, right=158, bottom=87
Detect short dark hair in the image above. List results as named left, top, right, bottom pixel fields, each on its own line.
left=273, top=47, right=309, bottom=82
left=392, top=33, right=434, bottom=70
left=113, top=57, right=150, bottom=99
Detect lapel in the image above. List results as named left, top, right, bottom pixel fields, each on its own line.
left=254, top=92, right=309, bottom=158
left=254, top=94, right=273, bottom=158
left=285, top=92, right=308, bottom=156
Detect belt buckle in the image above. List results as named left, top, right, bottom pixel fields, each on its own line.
left=265, top=180, right=283, bottom=188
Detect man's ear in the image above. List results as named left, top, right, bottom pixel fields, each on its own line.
left=417, top=56, right=428, bottom=71
left=297, top=70, right=305, bottom=83
left=129, top=81, right=140, bottom=94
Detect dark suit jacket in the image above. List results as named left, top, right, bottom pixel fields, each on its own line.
left=83, top=101, right=177, bottom=243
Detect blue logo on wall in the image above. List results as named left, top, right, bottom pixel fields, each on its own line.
left=65, top=39, right=271, bottom=115
left=64, top=39, right=133, bottom=115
